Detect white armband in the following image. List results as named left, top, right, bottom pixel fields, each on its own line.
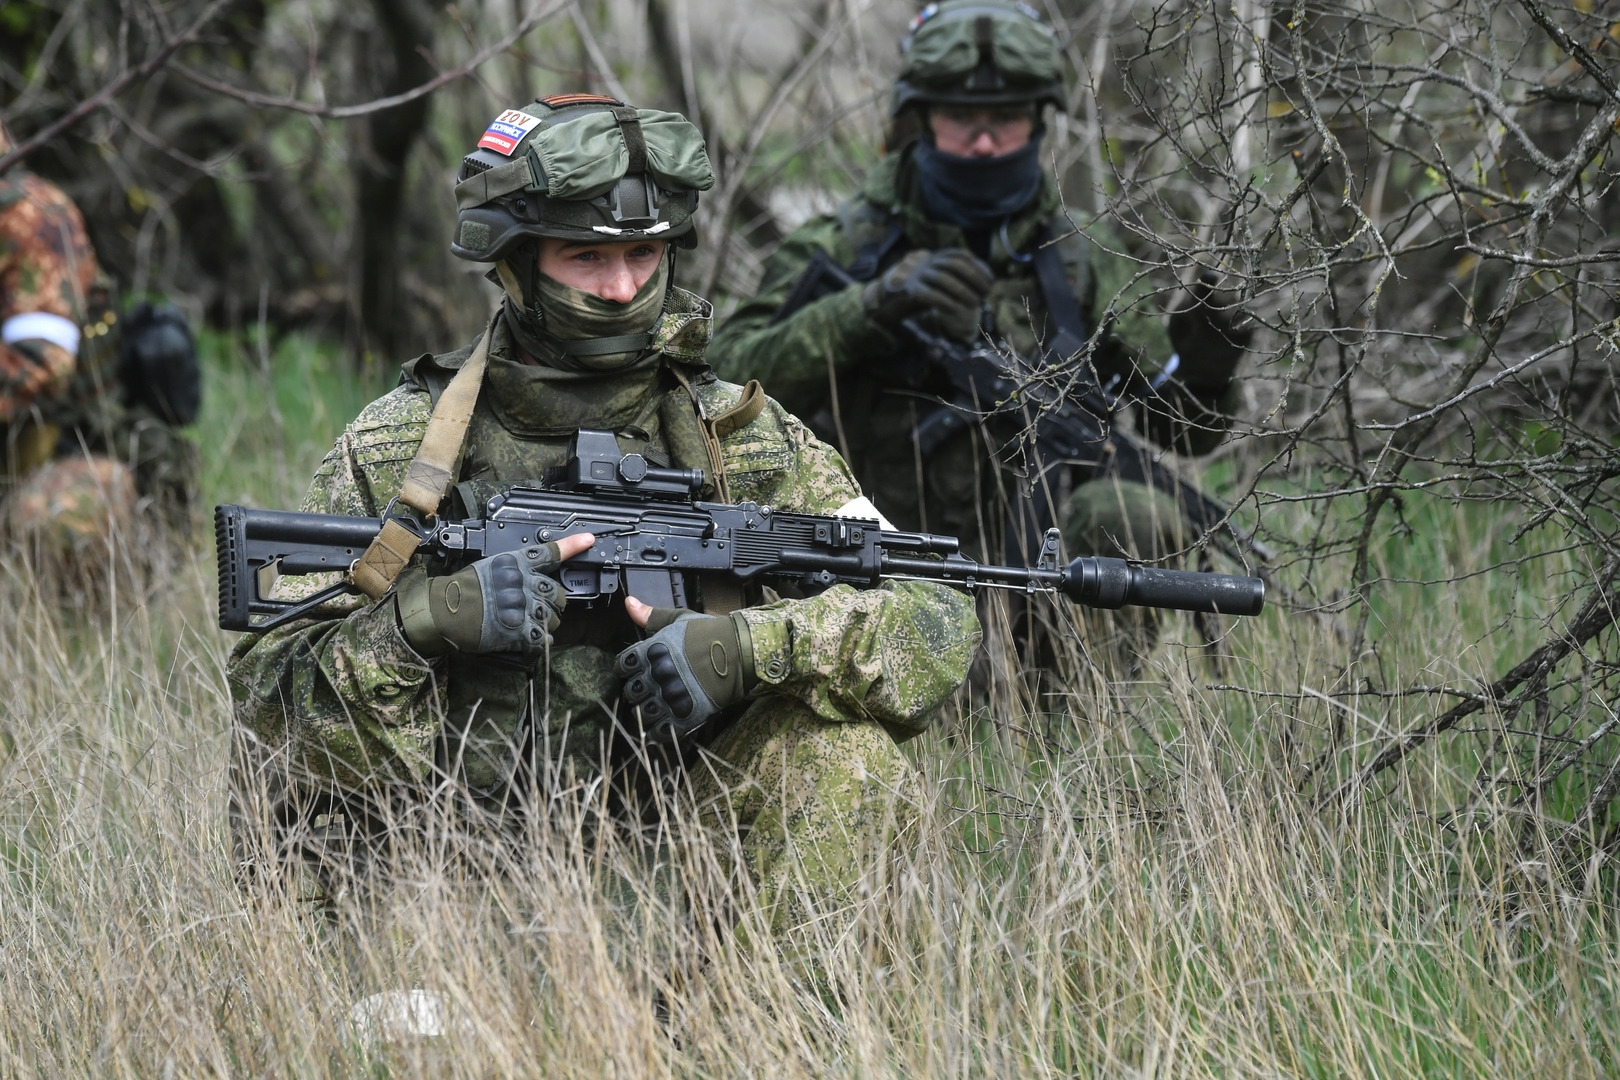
left=3, top=311, right=81, bottom=356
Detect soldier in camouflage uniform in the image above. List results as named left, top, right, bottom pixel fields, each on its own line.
left=227, top=96, right=980, bottom=947
left=0, top=124, right=199, bottom=550
left=708, top=0, right=1251, bottom=575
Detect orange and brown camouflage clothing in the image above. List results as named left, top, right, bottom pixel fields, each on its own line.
left=0, top=169, right=97, bottom=423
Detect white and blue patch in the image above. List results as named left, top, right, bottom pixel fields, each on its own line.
left=477, top=109, right=543, bottom=156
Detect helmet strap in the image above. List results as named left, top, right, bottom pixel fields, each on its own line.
left=495, top=259, right=528, bottom=310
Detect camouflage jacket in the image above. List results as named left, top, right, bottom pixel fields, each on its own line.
left=707, top=144, right=1240, bottom=552
left=0, top=169, right=96, bottom=427
left=228, top=289, right=981, bottom=795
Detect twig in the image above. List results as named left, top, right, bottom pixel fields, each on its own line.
left=1513, top=0, right=1620, bottom=106
left=0, top=0, right=232, bottom=176
left=1319, top=560, right=1620, bottom=809
left=167, top=0, right=567, bottom=120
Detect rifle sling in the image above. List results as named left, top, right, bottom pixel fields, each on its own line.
left=1029, top=225, right=1088, bottom=361
left=349, top=310, right=498, bottom=600
left=770, top=223, right=906, bottom=325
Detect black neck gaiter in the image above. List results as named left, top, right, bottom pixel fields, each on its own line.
left=913, top=134, right=1045, bottom=231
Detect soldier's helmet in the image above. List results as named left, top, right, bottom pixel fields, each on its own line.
left=893, top=1, right=1067, bottom=115
left=450, top=94, right=715, bottom=262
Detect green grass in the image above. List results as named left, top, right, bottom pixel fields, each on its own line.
left=0, top=333, right=1614, bottom=1076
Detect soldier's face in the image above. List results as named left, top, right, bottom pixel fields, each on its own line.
left=537, top=239, right=667, bottom=303
left=928, top=105, right=1036, bottom=158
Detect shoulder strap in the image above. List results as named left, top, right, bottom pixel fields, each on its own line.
left=665, top=369, right=767, bottom=504
left=846, top=221, right=907, bottom=282
left=349, top=312, right=498, bottom=600
left=1031, top=224, right=1089, bottom=361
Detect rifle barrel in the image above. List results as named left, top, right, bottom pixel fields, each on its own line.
left=1064, top=556, right=1265, bottom=616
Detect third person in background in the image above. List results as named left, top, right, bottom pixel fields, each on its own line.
left=1, top=122, right=200, bottom=557
left=708, top=0, right=1252, bottom=605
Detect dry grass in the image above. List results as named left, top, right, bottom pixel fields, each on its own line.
left=1, top=336, right=1614, bottom=1076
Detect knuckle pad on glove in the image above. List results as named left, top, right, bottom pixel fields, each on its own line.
left=665, top=685, right=695, bottom=719
left=490, top=553, right=522, bottom=586
left=495, top=587, right=527, bottom=628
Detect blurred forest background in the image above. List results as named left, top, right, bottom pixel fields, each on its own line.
left=5, top=0, right=1620, bottom=1072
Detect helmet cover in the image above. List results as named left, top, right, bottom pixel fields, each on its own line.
left=452, top=95, right=715, bottom=261
left=893, top=1, right=1066, bottom=114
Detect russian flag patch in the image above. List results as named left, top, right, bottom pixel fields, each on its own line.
left=477, top=109, right=543, bottom=156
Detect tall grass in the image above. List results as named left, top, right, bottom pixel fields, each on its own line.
left=0, top=335, right=1613, bottom=1077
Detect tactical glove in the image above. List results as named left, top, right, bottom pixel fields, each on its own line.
left=1167, top=273, right=1253, bottom=395
left=395, top=544, right=568, bottom=657
left=862, top=248, right=992, bottom=343
left=616, top=608, right=756, bottom=743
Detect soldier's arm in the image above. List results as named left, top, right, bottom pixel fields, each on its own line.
left=227, top=389, right=449, bottom=787
left=722, top=400, right=981, bottom=739
left=706, top=218, right=876, bottom=416
left=0, top=176, right=95, bottom=421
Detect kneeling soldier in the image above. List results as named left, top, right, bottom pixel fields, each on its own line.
left=227, top=97, right=980, bottom=949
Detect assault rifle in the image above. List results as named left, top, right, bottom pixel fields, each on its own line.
left=216, top=429, right=1264, bottom=633
left=773, top=250, right=1272, bottom=564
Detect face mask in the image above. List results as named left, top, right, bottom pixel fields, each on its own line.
left=530, top=258, right=669, bottom=371
left=913, top=133, right=1045, bottom=231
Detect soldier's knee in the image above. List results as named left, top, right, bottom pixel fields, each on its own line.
left=3, top=454, right=137, bottom=557
left=1061, top=478, right=1186, bottom=562
left=695, top=698, right=915, bottom=825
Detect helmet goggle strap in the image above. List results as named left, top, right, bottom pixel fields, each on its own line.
left=601, top=107, right=662, bottom=228
left=962, top=16, right=1007, bottom=93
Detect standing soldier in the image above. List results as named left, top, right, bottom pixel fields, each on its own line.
left=707, top=0, right=1251, bottom=578
left=227, top=97, right=980, bottom=953
left=1, top=124, right=199, bottom=552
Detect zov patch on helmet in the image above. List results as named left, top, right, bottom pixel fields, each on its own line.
left=477, top=109, right=543, bottom=156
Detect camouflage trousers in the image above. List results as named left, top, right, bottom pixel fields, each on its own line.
left=1060, top=476, right=1187, bottom=562
left=687, top=697, right=915, bottom=953
left=230, top=692, right=915, bottom=955
left=2, top=413, right=198, bottom=558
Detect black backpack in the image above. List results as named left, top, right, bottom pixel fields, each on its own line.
left=119, top=302, right=200, bottom=426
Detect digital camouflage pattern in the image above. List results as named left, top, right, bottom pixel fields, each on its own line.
left=707, top=146, right=1242, bottom=563
left=228, top=287, right=980, bottom=935
left=688, top=697, right=918, bottom=952
left=0, top=169, right=94, bottom=424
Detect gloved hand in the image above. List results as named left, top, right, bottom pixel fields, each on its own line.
left=616, top=605, right=756, bottom=743
left=862, top=248, right=992, bottom=343
left=1167, top=272, right=1253, bottom=394
left=395, top=543, right=569, bottom=657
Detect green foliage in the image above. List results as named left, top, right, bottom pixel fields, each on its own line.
left=1, top=321, right=1616, bottom=1078
left=197, top=327, right=392, bottom=511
